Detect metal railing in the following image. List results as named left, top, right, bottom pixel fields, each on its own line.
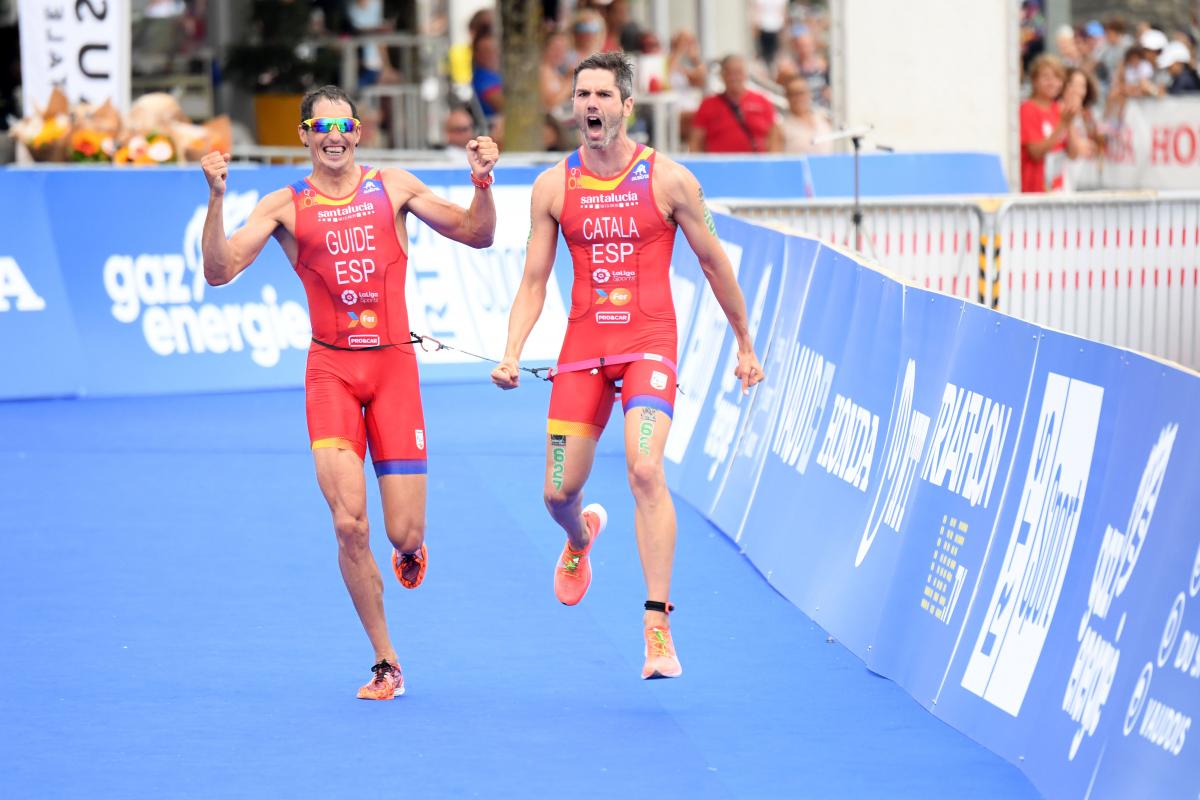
left=992, top=192, right=1200, bottom=370
left=720, top=194, right=1200, bottom=372
left=719, top=198, right=986, bottom=302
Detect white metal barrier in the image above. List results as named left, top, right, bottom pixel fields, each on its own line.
left=994, top=193, right=1199, bottom=371
left=718, top=198, right=985, bottom=302
left=720, top=194, right=1200, bottom=372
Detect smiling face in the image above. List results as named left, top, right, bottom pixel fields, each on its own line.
left=572, top=68, right=633, bottom=151
left=298, top=97, right=361, bottom=173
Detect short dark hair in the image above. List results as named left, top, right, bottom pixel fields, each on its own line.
left=300, top=85, right=358, bottom=123
left=573, top=51, right=635, bottom=101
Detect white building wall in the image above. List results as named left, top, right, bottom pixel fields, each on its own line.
left=831, top=0, right=1019, bottom=189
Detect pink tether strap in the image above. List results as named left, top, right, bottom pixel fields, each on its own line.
left=548, top=352, right=678, bottom=380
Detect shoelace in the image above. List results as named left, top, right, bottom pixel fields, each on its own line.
left=399, top=552, right=421, bottom=576
left=646, top=628, right=674, bottom=658
left=560, top=551, right=582, bottom=574
left=369, top=660, right=397, bottom=682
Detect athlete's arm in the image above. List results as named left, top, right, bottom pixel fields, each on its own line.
left=659, top=158, right=765, bottom=393
left=393, top=136, right=500, bottom=248
left=491, top=167, right=562, bottom=390
left=200, top=151, right=287, bottom=286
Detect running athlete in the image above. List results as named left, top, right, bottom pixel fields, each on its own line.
left=490, top=53, right=763, bottom=679
left=200, top=85, right=499, bottom=700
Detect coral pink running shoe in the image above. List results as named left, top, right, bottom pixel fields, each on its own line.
left=392, top=543, right=428, bottom=589
left=356, top=659, right=405, bottom=699
left=553, top=503, right=606, bottom=606
left=642, top=626, right=683, bottom=680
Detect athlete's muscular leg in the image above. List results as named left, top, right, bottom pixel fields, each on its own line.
left=623, top=406, right=676, bottom=629
left=314, top=447, right=397, bottom=664
left=379, top=474, right=427, bottom=554
left=543, top=434, right=600, bottom=550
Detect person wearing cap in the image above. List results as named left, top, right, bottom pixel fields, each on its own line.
left=1159, top=41, right=1200, bottom=94
left=1140, top=28, right=1169, bottom=56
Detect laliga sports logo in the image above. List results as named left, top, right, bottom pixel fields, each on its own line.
left=102, top=191, right=312, bottom=368
left=342, top=289, right=358, bottom=305
left=592, top=268, right=611, bottom=284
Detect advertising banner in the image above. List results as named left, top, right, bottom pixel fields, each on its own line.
left=706, top=235, right=822, bottom=541
left=18, top=0, right=131, bottom=115
left=1069, top=97, right=1200, bottom=191
left=663, top=215, right=787, bottom=520
left=869, top=296, right=1038, bottom=695
left=33, top=167, right=568, bottom=395
left=652, top=212, right=1200, bottom=799
left=0, top=171, right=85, bottom=399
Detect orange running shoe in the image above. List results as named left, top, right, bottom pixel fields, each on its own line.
left=392, top=543, right=428, bottom=589
left=553, top=503, right=607, bottom=606
left=356, top=659, right=405, bottom=699
left=642, top=626, right=683, bottom=680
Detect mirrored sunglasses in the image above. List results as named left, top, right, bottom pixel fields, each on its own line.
left=302, top=117, right=361, bottom=134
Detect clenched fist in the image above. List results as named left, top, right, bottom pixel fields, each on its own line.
left=466, top=136, right=500, bottom=180
left=201, top=150, right=232, bottom=196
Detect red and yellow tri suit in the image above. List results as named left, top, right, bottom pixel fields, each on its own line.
left=290, top=166, right=427, bottom=475
left=549, top=144, right=679, bottom=439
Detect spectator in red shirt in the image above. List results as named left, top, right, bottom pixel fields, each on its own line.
left=1020, top=54, right=1076, bottom=192
left=688, top=54, right=781, bottom=153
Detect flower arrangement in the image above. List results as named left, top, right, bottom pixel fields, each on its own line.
left=10, top=88, right=232, bottom=166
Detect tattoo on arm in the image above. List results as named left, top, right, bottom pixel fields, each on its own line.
left=699, top=187, right=717, bottom=236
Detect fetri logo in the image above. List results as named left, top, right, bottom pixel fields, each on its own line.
left=631, top=162, right=649, bottom=182
left=0, top=257, right=47, bottom=312
left=362, top=181, right=381, bottom=194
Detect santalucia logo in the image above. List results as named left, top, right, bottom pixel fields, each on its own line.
left=101, top=191, right=311, bottom=368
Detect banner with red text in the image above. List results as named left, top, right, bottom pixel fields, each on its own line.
left=1069, top=97, right=1200, bottom=191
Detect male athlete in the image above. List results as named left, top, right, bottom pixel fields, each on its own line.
left=200, top=85, right=498, bottom=699
left=491, top=53, right=763, bottom=679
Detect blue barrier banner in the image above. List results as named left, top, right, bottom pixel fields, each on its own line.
left=653, top=211, right=1199, bottom=799
left=0, top=171, right=85, bottom=399
left=44, top=168, right=313, bottom=396
left=928, top=334, right=1200, bottom=799
left=31, top=167, right=568, bottom=394
left=707, top=235, right=822, bottom=541
left=735, top=244, right=904, bottom=657
left=869, top=296, right=1038, bottom=694
left=663, top=215, right=786, bottom=519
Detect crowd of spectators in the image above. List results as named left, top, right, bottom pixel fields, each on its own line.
left=1019, top=3, right=1200, bottom=192
left=457, top=0, right=834, bottom=155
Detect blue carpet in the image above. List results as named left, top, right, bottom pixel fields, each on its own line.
left=0, top=383, right=1038, bottom=799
